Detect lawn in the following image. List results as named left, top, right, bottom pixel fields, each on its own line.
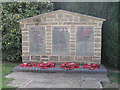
left=2, top=61, right=20, bottom=89
left=102, top=67, right=120, bottom=88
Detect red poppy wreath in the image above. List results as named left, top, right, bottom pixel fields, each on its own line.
left=82, top=64, right=100, bottom=70
left=20, top=63, right=36, bottom=68
left=37, top=62, right=55, bottom=68
left=60, top=62, right=79, bottom=69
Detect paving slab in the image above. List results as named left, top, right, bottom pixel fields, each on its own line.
left=7, top=79, right=32, bottom=88
left=26, top=81, right=54, bottom=88
left=6, top=72, right=83, bottom=80
left=26, top=80, right=81, bottom=88
left=81, top=81, right=102, bottom=88
left=82, top=74, right=110, bottom=82
left=5, top=72, right=110, bottom=88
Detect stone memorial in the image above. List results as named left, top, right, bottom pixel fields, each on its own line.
left=18, top=10, right=105, bottom=64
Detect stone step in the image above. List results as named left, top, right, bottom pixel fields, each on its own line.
left=13, top=64, right=107, bottom=74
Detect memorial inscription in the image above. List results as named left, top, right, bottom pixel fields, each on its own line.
left=52, top=26, right=70, bottom=55
left=76, top=26, right=94, bottom=56
left=29, top=26, right=46, bottom=55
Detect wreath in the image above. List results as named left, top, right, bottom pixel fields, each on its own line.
left=82, top=64, right=100, bottom=70
left=60, top=62, right=79, bottom=69
left=37, top=62, right=55, bottom=68
left=20, top=63, right=36, bottom=68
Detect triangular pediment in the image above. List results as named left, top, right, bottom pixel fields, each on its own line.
left=18, top=10, right=106, bottom=23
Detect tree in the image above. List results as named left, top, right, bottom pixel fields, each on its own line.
left=1, top=2, right=53, bottom=62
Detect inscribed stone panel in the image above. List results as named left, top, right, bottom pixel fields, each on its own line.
left=76, top=26, right=94, bottom=56
left=29, top=26, right=46, bottom=55
left=52, top=26, right=70, bottom=55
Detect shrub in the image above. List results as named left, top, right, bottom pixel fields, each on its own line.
left=1, top=2, right=53, bottom=62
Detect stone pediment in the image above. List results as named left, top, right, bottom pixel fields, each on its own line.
left=18, top=10, right=105, bottom=23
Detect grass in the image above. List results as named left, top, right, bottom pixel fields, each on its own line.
left=2, top=61, right=20, bottom=89
left=101, top=67, right=120, bottom=88
left=108, top=72, right=120, bottom=84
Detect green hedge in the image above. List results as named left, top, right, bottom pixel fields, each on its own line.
left=1, top=2, right=53, bottom=62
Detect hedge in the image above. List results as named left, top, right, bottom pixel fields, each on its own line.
left=1, top=2, right=53, bottom=62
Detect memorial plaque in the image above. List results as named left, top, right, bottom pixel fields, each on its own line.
left=52, top=26, right=70, bottom=55
left=29, top=26, right=46, bottom=55
left=20, top=10, right=104, bottom=64
left=76, top=26, right=94, bottom=56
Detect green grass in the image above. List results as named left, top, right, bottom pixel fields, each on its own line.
left=108, top=72, right=120, bottom=84
left=2, top=61, right=20, bottom=88
left=101, top=68, right=120, bottom=88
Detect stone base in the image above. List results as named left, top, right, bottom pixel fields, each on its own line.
left=13, top=64, right=107, bottom=74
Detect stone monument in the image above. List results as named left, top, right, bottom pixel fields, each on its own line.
left=18, top=10, right=105, bottom=64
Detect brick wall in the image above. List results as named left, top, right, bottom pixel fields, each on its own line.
left=19, top=10, right=104, bottom=64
